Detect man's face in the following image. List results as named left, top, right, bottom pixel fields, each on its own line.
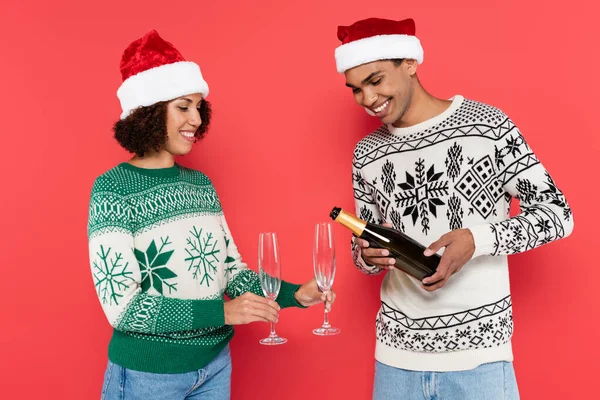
left=344, top=59, right=417, bottom=125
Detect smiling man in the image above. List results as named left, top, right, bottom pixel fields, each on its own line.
left=334, top=17, right=573, bottom=400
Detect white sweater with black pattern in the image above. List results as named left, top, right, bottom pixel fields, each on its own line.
left=351, top=95, right=573, bottom=371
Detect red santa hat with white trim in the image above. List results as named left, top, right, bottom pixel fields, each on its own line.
left=335, top=18, right=423, bottom=73
left=116, top=30, right=209, bottom=119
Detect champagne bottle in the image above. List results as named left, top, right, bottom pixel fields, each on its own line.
left=330, top=207, right=440, bottom=281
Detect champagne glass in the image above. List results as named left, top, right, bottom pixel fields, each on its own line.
left=258, top=232, right=287, bottom=345
left=312, top=222, right=340, bottom=336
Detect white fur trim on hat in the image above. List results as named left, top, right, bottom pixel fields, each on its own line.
left=335, top=34, right=423, bottom=74
left=116, top=61, right=209, bottom=120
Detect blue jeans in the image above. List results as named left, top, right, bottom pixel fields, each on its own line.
left=100, top=346, right=232, bottom=400
left=373, top=360, right=519, bottom=400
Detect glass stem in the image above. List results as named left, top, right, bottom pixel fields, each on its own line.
left=270, top=321, right=276, bottom=337
left=322, top=292, right=331, bottom=328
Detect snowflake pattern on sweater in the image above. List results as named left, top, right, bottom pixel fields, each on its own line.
left=88, top=163, right=301, bottom=373
left=351, top=96, right=573, bottom=371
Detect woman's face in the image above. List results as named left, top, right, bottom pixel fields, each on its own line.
left=163, top=93, right=204, bottom=156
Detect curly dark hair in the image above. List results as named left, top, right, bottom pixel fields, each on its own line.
left=113, top=100, right=212, bottom=157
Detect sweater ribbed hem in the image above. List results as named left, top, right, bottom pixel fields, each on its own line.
left=469, top=223, right=498, bottom=259
left=277, top=281, right=305, bottom=309
left=191, top=299, right=225, bottom=329
left=108, top=329, right=233, bottom=373
left=386, top=95, right=464, bottom=136
left=118, top=162, right=180, bottom=178
left=375, top=341, right=513, bottom=372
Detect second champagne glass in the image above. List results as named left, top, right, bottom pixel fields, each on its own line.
left=258, top=232, right=287, bottom=345
left=312, top=222, right=340, bottom=336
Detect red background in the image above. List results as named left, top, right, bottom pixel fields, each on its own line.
left=1, top=1, right=597, bottom=399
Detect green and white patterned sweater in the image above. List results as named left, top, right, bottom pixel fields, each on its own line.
left=87, top=163, right=302, bottom=373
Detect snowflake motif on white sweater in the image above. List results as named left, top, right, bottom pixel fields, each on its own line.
left=351, top=96, right=573, bottom=371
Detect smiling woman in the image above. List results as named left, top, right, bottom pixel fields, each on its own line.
left=87, top=29, right=334, bottom=400
left=113, top=96, right=212, bottom=158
